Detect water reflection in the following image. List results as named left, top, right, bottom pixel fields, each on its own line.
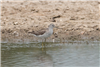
left=36, top=52, right=53, bottom=67
left=1, top=42, right=99, bottom=67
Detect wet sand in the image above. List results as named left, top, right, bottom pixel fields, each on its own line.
left=1, top=1, right=100, bottom=43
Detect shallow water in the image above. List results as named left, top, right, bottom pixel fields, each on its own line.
left=1, top=42, right=100, bottom=67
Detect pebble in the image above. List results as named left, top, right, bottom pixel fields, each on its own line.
left=13, top=22, right=18, bottom=25
left=13, top=31, right=19, bottom=36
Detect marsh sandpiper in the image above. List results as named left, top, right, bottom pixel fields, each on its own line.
left=28, top=23, right=57, bottom=50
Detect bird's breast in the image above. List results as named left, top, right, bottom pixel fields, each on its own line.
left=48, top=29, right=53, bottom=34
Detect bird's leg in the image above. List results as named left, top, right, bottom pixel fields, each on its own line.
left=42, top=40, right=44, bottom=51
left=44, top=38, right=46, bottom=47
left=42, top=42, right=43, bottom=51
left=41, top=38, right=47, bottom=51
left=45, top=38, right=46, bottom=43
left=44, top=38, right=46, bottom=51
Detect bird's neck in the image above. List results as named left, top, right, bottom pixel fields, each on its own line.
left=49, top=27, right=53, bottom=31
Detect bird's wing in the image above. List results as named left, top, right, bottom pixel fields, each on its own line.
left=28, top=28, right=48, bottom=36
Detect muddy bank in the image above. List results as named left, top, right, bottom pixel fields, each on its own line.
left=1, top=1, right=100, bottom=43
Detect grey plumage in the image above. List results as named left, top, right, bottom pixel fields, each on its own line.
left=28, top=24, right=55, bottom=38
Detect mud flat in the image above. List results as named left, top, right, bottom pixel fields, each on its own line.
left=1, top=1, right=100, bottom=43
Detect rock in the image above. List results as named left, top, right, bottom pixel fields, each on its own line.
left=96, top=28, right=100, bottom=31
left=13, top=31, right=19, bottom=36
left=54, top=33, right=58, bottom=38
left=7, top=29, right=12, bottom=33
left=13, top=22, right=18, bottom=25
left=80, top=31, right=85, bottom=35
left=70, top=17, right=76, bottom=20
left=28, top=30, right=33, bottom=32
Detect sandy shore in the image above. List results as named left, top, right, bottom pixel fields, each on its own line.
left=1, top=1, right=100, bottom=43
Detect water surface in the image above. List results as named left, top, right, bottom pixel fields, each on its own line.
left=1, top=42, right=99, bottom=67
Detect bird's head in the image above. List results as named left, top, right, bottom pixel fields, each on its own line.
left=48, top=23, right=55, bottom=28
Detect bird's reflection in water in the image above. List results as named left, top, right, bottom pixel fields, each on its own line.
left=37, top=51, right=53, bottom=67
left=30, top=47, right=53, bottom=67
